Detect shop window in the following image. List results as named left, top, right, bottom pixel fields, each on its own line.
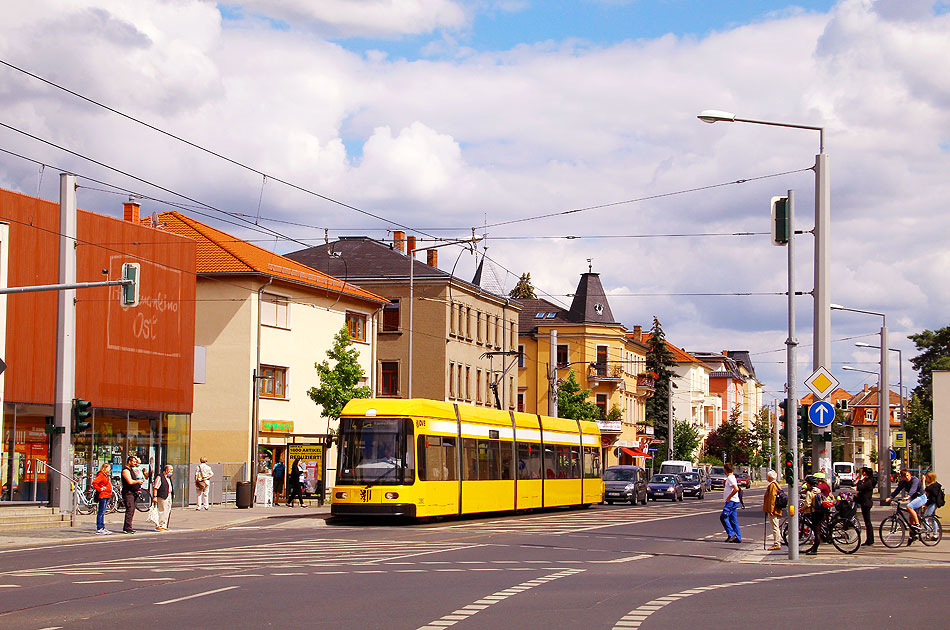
left=382, top=300, right=400, bottom=332
left=261, top=293, right=290, bottom=329
left=346, top=312, right=367, bottom=341
left=259, top=366, right=287, bottom=399
left=380, top=361, right=399, bottom=396
left=517, top=392, right=525, bottom=413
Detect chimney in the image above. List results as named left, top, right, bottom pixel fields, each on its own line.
left=632, top=325, right=642, bottom=341
left=864, top=384, right=869, bottom=393
left=123, top=200, right=140, bottom=223
left=393, top=230, right=406, bottom=253
left=407, top=235, right=417, bottom=256
left=427, top=248, right=438, bottom=267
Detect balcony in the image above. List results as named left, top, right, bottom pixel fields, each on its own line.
left=597, top=419, right=622, bottom=435
left=636, top=374, right=656, bottom=398
left=587, top=363, right=624, bottom=387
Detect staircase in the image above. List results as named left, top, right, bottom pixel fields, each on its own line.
left=0, top=503, right=72, bottom=531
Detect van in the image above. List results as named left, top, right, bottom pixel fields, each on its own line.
left=658, top=460, right=694, bottom=475
left=833, top=461, right=856, bottom=488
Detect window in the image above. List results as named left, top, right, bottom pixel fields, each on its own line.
left=517, top=392, right=525, bottom=413
left=485, top=372, right=492, bottom=407
left=450, top=303, right=457, bottom=336
left=476, top=312, right=483, bottom=344
left=486, top=315, right=494, bottom=346
left=261, top=293, right=290, bottom=328
left=449, top=363, right=456, bottom=398
left=583, top=446, right=602, bottom=479
left=517, top=442, right=542, bottom=479
left=346, top=312, right=367, bottom=341
left=495, top=319, right=503, bottom=348
left=518, top=344, right=525, bottom=368
left=465, top=366, right=471, bottom=401
left=458, top=306, right=465, bottom=337
left=466, top=307, right=473, bottom=339
left=509, top=320, right=516, bottom=349
left=382, top=300, right=400, bottom=332
left=259, top=366, right=287, bottom=399
left=556, top=344, right=568, bottom=368
left=380, top=361, right=399, bottom=396
left=509, top=377, right=515, bottom=409
left=596, top=394, right=607, bottom=418
left=457, top=366, right=463, bottom=401
left=596, top=346, right=608, bottom=376
left=476, top=369, right=483, bottom=403
left=865, top=409, right=873, bottom=421
left=417, top=435, right=458, bottom=481
left=462, top=437, right=510, bottom=480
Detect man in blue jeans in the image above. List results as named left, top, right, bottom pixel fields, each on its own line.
left=720, top=462, right=742, bottom=543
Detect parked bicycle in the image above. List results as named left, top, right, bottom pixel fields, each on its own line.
left=73, top=483, right=97, bottom=515
left=879, top=501, right=942, bottom=547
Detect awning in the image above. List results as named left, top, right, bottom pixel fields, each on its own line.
left=620, top=447, right=651, bottom=458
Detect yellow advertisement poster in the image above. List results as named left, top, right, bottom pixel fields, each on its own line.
left=288, top=443, right=325, bottom=498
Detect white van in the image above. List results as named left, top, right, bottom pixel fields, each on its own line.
left=659, top=460, right=695, bottom=475
left=833, top=461, right=856, bottom=487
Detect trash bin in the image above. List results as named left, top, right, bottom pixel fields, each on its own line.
left=235, top=481, right=253, bottom=509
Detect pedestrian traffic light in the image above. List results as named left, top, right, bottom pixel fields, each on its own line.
left=121, top=262, right=140, bottom=307
left=784, top=451, right=794, bottom=485
left=73, top=398, right=92, bottom=433
left=771, top=196, right=790, bottom=246
left=44, top=417, right=64, bottom=435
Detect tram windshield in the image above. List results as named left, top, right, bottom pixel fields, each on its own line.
left=337, top=417, right=414, bottom=486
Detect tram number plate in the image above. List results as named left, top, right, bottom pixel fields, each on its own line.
left=360, top=489, right=371, bottom=502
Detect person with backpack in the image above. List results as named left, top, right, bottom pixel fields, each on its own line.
left=885, top=468, right=924, bottom=532
left=856, top=466, right=875, bottom=546
left=762, top=470, right=784, bottom=550
left=923, top=471, right=943, bottom=517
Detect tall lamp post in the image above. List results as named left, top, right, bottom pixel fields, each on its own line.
left=698, top=110, right=831, bottom=474
left=856, top=342, right=904, bottom=433
left=833, top=304, right=889, bottom=502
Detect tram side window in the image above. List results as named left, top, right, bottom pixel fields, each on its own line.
left=499, top=441, right=513, bottom=480
left=418, top=436, right=459, bottom=481
left=462, top=437, right=508, bottom=480
left=543, top=445, right=556, bottom=479
left=583, top=446, right=602, bottom=479
left=516, top=442, right=542, bottom=480
left=463, top=438, right=478, bottom=480
left=554, top=445, right=580, bottom=479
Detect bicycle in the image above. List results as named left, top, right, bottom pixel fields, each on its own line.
left=880, top=501, right=942, bottom=547
left=114, top=487, right=152, bottom=513
left=73, top=483, right=97, bottom=515
left=780, top=495, right=861, bottom=554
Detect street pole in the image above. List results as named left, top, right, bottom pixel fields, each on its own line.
left=773, top=397, right=779, bottom=473
left=785, top=189, right=800, bottom=561
left=879, top=322, right=890, bottom=502
left=51, top=173, right=77, bottom=512
left=668, top=387, right=673, bottom=461
left=549, top=329, right=558, bottom=417
left=408, top=249, right=414, bottom=399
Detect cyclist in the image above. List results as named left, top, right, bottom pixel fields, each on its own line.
left=884, top=468, right=924, bottom=531
left=923, top=471, right=941, bottom=518
left=801, top=475, right=825, bottom=555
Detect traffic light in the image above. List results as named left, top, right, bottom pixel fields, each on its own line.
left=771, top=196, right=790, bottom=246
left=778, top=399, right=788, bottom=439
left=73, top=398, right=92, bottom=433
left=44, top=417, right=64, bottom=435
left=121, top=262, right=140, bottom=307
left=798, top=403, right=811, bottom=445
left=784, top=451, right=794, bottom=485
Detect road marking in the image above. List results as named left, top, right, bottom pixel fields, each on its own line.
left=610, top=567, right=873, bottom=629
left=37, top=626, right=63, bottom=630
left=74, top=580, right=121, bottom=584
left=597, top=554, right=654, bottom=564
left=154, top=585, right=240, bottom=606
left=132, top=578, right=175, bottom=582
left=416, top=568, right=585, bottom=630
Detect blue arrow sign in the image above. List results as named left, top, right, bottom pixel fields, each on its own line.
left=890, top=448, right=898, bottom=461
left=809, top=400, right=835, bottom=427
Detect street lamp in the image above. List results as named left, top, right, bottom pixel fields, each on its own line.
left=856, top=342, right=904, bottom=433
left=832, top=304, right=889, bottom=501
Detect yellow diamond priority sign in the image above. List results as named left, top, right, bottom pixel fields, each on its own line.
left=805, top=366, right=839, bottom=400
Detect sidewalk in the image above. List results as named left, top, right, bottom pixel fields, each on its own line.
left=0, top=502, right=331, bottom=549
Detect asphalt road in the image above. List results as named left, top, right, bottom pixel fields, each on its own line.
left=1, top=488, right=945, bottom=629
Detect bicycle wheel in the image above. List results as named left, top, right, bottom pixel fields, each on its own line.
left=108, top=492, right=120, bottom=513
left=831, top=520, right=861, bottom=554
left=135, top=489, right=152, bottom=512
left=76, top=498, right=96, bottom=515
left=781, top=519, right=789, bottom=545
left=919, top=516, right=942, bottom=547
left=879, top=515, right=907, bottom=548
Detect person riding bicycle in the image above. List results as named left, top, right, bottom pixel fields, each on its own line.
left=923, top=471, right=941, bottom=518
left=814, top=472, right=834, bottom=506
left=884, top=469, right=924, bottom=531
left=801, top=475, right=826, bottom=555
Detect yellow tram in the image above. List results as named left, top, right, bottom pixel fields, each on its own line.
left=330, top=399, right=603, bottom=518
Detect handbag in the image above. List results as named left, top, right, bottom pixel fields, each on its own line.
left=146, top=503, right=160, bottom=526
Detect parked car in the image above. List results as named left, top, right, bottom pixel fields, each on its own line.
left=602, top=466, right=648, bottom=505
left=708, top=466, right=727, bottom=490
left=647, top=473, right=684, bottom=502
left=677, top=472, right=705, bottom=499
left=659, top=460, right=695, bottom=475
left=735, top=472, right=751, bottom=488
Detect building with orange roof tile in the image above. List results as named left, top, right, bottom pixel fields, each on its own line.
left=134, top=206, right=387, bottom=496
left=841, top=384, right=906, bottom=469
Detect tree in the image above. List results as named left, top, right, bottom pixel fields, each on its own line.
left=509, top=273, right=537, bottom=299
left=644, top=316, right=678, bottom=453
left=672, top=419, right=701, bottom=461
left=556, top=369, right=601, bottom=421
left=704, top=417, right=754, bottom=464
left=905, top=324, right=950, bottom=462
left=308, top=327, right=372, bottom=425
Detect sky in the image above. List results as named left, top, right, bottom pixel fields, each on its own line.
left=1, top=0, right=949, bottom=409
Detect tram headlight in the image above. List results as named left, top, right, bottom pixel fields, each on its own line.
left=335, top=491, right=347, bottom=500
left=385, top=492, right=399, bottom=500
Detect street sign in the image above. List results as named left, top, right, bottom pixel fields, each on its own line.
left=894, top=431, right=906, bottom=448
left=804, top=366, right=840, bottom=399
left=808, top=400, right=835, bottom=427
left=889, top=448, right=898, bottom=461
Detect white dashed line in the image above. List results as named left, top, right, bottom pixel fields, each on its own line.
left=154, top=586, right=240, bottom=606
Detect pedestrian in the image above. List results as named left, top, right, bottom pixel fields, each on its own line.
left=719, top=462, right=742, bottom=543
left=762, top=470, right=782, bottom=550
left=923, top=471, right=941, bottom=517
left=286, top=458, right=304, bottom=507
left=801, top=475, right=826, bottom=555
left=91, top=462, right=113, bottom=535
left=121, top=455, right=143, bottom=534
left=153, top=465, right=174, bottom=531
left=273, top=456, right=285, bottom=503
left=855, top=466, right=875, bottom=546
left=194, top=457, right=213, bottom=510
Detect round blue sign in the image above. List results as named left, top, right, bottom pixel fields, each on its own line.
left=808, top=400, right=835, bottom=427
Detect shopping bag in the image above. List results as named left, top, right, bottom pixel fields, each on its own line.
left=146, top=503, right=160, bottom=526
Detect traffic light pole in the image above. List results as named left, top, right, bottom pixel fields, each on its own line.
left=785, top=189, right=800, bottom=561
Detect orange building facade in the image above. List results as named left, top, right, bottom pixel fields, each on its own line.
left=1, top=187, right=196, bottom=502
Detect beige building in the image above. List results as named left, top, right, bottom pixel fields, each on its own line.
left=932, top=371, right=948, bottom=518
left=148, top=211, right=387, bottom=488
left=286, top=234, right=521, bottom=409
left=727, top=351, right=765, bottom=430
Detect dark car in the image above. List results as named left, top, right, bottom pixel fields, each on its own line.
left=647, top=473, right=683, bottom=502
left=677, top=472, right=705, bottom=499
left=602, top=466, right=647, bottom=505
left=735, top=472, right=751, bottom=488
left=708, top=466, right=727, bottom=490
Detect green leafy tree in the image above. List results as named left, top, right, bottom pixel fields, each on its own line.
left=644, top=316, right=678, bottom=454
left=905, top=324, right=950, bottom=463
left=704, top=415, right=754, bottom=464
left=556, top=369, right=601, bottom=421
left=672, top=419, right=701, bottom=461
left=905, top=393, right=932, bottom=465
left=509, top=273, right=537, bottom=299
left=308, top=327, right=372, bottom=423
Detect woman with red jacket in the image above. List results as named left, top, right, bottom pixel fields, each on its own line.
left=91, top=463, right=113, bottom=535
